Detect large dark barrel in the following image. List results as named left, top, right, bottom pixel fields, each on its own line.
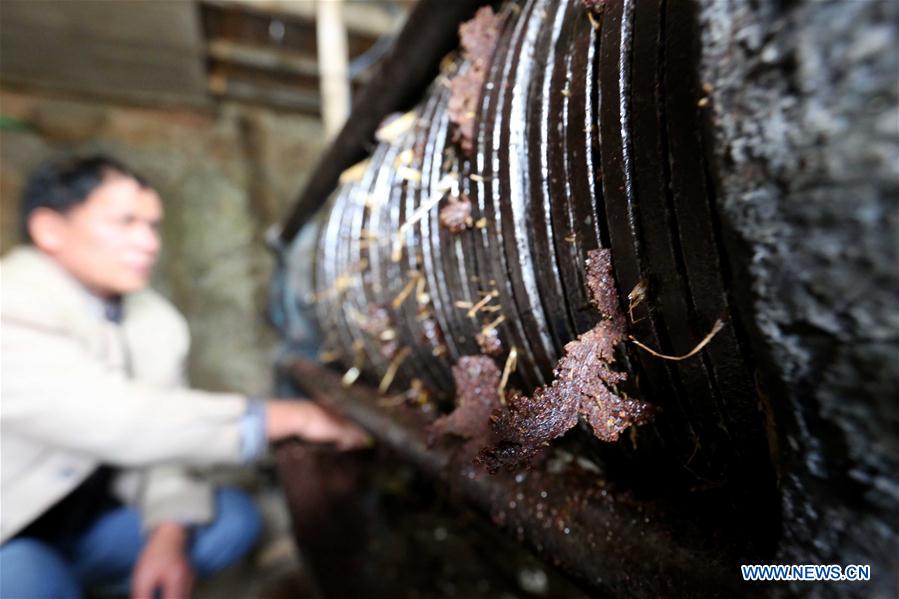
left=272, top=0, right=898, bottom=595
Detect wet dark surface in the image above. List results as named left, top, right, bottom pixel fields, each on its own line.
left=277, top=444, right=594, bottom=599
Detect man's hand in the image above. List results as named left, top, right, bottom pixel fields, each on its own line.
left=265, top=400, right=371, bottom=449
left=131, top=522, right=194, bottom=599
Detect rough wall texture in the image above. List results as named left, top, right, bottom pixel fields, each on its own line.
left=698, top=0, right=898, bottom=593
left=0, top=89, right=325, bottom=396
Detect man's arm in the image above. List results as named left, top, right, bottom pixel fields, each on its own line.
left=266, top=400, right=371, bottom=450
left=2, top=317, right=248, bottom=465
left=2, top=318, right=370, bottom=466
left=133, top=402, right=368, bottom=532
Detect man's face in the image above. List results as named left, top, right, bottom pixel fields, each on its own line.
left=33, top=174, right=163, bottom=297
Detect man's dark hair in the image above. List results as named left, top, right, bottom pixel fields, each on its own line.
left=20, top=155, right=149, bottom=243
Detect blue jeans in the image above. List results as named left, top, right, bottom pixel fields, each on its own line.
left=0, top=487, right=261, bottom=599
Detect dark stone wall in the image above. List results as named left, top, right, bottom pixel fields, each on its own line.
left=698, top=0, right=898, bottom=592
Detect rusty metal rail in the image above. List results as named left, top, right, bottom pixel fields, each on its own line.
left=286, top=358, right=743, bottom=596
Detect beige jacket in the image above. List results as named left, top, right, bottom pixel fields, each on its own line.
left=1, top=246, right=251, bottom=543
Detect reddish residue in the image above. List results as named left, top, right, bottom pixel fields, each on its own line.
left=439, top=195, right=474, bottom=233
left=361, top=304, right=399, bottom=360
left=361, top=304, right=390, bottom=334
left=448, top=7, right=504, bottom=156
left=585, top=248, right=620, bottom=321
left=482, top=249, right=655, bottom=470
left=476, top=326, right=504, bottom=356
left=429, top=356, right=502, bottom=450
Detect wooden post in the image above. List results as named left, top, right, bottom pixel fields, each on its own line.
left=316, top=0, right=350, bottom=140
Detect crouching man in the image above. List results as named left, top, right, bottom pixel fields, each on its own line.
left=0, top=156, right=369, bottom=598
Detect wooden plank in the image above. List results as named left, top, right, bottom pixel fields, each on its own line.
left=207, top=38, right=320, bottom=77
left=0, top=0, right=208, bottom=106
left=208, top=77, right=321, bottom=115
left=204, top=0, right=407, bottom=39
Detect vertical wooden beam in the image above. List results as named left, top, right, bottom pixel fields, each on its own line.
left=316, top=0, right=350, bottom=140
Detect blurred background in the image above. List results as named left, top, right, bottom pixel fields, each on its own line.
left=0, top=2, right=413, bottom=596
left=1, top=0, right=413, bottom=400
